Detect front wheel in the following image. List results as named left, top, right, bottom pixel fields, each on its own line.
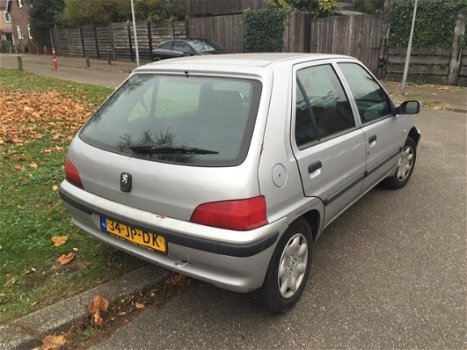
left=382, top=137, right=417, bottom=189
left=260, top=218, right=312, bottom=314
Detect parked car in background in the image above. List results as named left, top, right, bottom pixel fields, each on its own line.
left=60, top=53, right=421, bottom=313
left=150, top=38, right=224, bottom=61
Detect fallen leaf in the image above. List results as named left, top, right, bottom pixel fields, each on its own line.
left=51, top=235, right=68, bottom=247
left=88, top=295, right=109, bottom=314
left=92, top=312, right=104, bottom=326
left=14, top=165, right=22, bottom=171
left=52, top=184, right=59, bottom=191
left=165, top=274, right=187, bottom=287
left=57, top=252, right=75, bottom=265
left=29, top=162, right=39, bottom=168
left=87, top=295, right=109, bottom=326
left=148, top=287, right=159, bottom=297
left=4, top=276, right=17, bottom=286
left=135, top=302, right=145, bottom=309
left=42, top=335, right=66, bottom=350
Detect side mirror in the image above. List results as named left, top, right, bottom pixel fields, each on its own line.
left=396, top=100, right=420, bottom=115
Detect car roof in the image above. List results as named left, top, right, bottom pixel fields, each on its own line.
left=137, top=53, right=354, bottom=71
left=160, top=38, right=213, bottom=44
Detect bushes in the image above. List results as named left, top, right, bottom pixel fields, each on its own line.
left=244, top=8, right=285, bottom=52
left=390, top=0, right=466, bottom=48
left=0, top=40, right=11, bottom=53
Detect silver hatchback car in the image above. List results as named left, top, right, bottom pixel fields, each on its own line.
left=60, top=53, right=420, bottom=313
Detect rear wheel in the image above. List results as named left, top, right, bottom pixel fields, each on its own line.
left=382, top=137, right=417, bottom=189
left=260, top=218, right=312, bottom=313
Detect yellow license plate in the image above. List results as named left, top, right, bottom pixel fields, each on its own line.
left=100, top=217, right=167, bottom=254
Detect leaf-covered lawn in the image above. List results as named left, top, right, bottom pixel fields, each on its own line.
left=0, top=68, right=144, bottom=324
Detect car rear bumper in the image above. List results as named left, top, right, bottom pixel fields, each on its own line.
left=59, top=180, right=286, bottom=292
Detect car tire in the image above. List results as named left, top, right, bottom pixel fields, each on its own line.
left=382, top=137, right=417, bottom=189
left=260, top=218, right=312, bottom=314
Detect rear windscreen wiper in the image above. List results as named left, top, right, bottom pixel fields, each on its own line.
left=129, top=145, right=219, bottom=155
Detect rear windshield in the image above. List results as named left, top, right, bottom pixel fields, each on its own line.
left=80, top=74, right=262, bottom=166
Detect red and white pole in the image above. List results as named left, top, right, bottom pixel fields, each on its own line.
left=52, top=48, right=58, bottom=70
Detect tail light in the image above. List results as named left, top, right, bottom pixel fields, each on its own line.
left=190, top=196, right=267, bottom=231
left=65, top=159, right=83, bottom=188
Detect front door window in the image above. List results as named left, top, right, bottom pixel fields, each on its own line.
left=338, top=63, right=392, bottom=123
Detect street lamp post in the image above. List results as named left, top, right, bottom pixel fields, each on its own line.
left=130, top=0, right=140, bottom=66
left=401, top=0, right=418, bottom=94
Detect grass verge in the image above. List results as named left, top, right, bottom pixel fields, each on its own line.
left=0, top=68, right=144, bottom=324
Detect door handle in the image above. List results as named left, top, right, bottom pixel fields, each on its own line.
left=368, top=135, right=377, bottom=143
left=308, top=161, right=322, bottom=174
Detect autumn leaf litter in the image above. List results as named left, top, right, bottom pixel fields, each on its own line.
left=0, top=89, right=93, bottom=146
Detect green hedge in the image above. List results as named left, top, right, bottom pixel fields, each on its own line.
left=244, top=8, right=285, bottom=52
left=390, top=0, right=466, bottom=48
left=0, top=40, right=10, bottom=53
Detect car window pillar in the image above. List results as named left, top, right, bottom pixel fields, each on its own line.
left=296, top=77, right=319, bottom=136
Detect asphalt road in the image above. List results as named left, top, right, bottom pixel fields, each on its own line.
left=89, top=109, right=466, bottom=349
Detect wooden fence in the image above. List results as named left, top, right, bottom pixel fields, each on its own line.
left=283, top=12, right=310, bottom=52
left=460, top=48, right=467, bottom=86
left=188, top=0, right=268, bottom=16
left=189, top=13, right=386, bottom=76
left=284, top=14, right=386, bottom=76
left=53, top=20, right=186, bottom=60
left=50, top=11, right=466, bottom=86
left=387, top=47, right=467, bottom=86
left=188, top=14, right=244, bottom=53
left=387, top=47, right=450, bottom=84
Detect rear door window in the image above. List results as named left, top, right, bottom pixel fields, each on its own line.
left=295, top=64, right=355, bottom=147
left=80, top=74, right=262, bottom=166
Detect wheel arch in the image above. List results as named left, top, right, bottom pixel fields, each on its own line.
left=302, top=209, right=321, bottom=242
left=408, top=127, right=421, bottom=147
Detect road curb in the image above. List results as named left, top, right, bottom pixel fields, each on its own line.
left=445, top=106, right=467, bottom=113
left=0, top=265, right=168, bottom=350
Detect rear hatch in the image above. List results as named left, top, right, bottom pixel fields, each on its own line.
left=69, top=71, right=264, bottom=221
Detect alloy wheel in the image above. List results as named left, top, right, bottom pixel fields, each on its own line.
left=277, top=233, right=308, bottom=299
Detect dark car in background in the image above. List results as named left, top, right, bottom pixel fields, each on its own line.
left=150, top=39, right=224, bottom=61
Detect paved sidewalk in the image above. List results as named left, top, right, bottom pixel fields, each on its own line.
left=384, top=81, right=467, bottom=113
left=0, top=53, right=138, bottom=88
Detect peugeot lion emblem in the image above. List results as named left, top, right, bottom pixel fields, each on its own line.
left=120, top=172, right=132, bottom=192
